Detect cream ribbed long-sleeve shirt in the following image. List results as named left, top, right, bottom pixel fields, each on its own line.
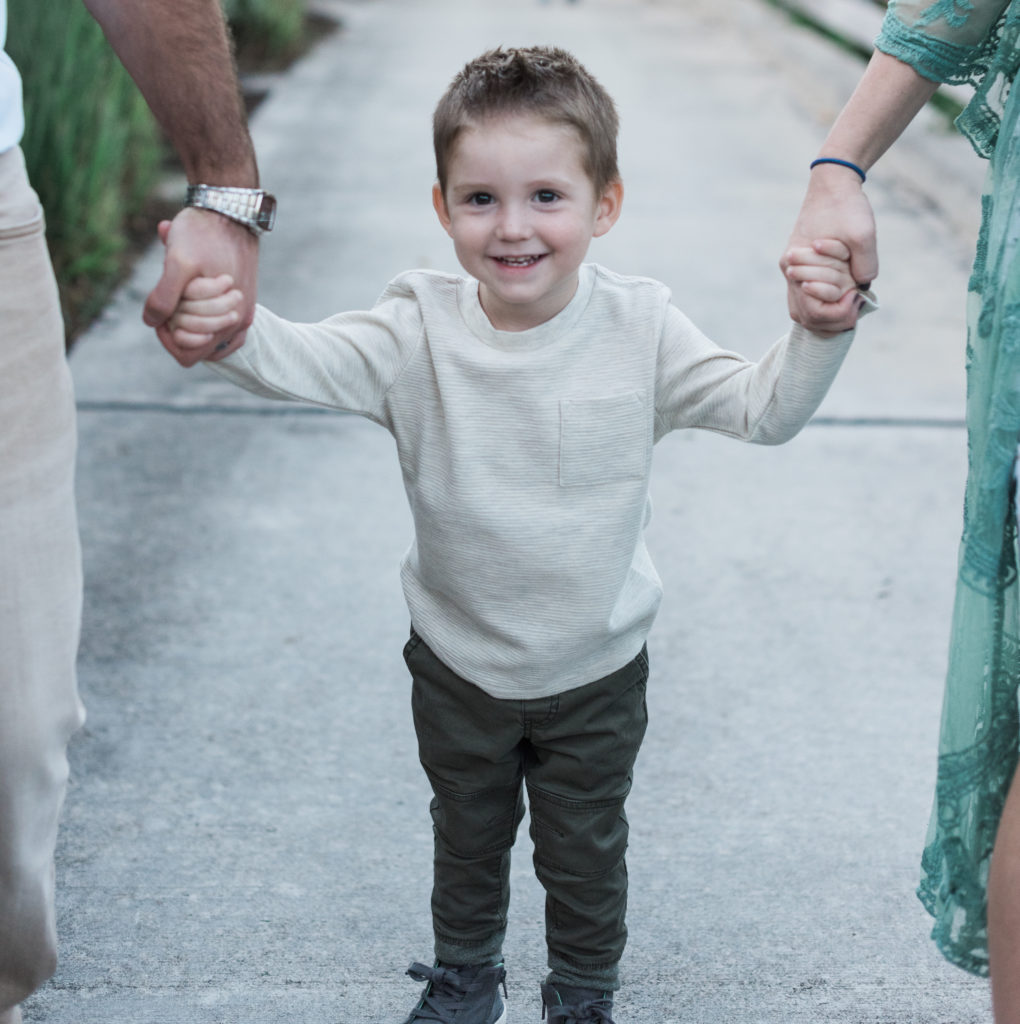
left=212, top=263, right=856, bottom=698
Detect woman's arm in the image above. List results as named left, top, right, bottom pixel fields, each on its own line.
left=782, top=50, right=939, bottom=331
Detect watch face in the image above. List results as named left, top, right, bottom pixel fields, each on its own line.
left=257, top=194, right=277, bottom=232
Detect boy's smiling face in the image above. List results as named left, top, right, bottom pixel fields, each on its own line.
left=433, top=114, right=622, bottom=332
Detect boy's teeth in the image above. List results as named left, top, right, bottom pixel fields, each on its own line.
left=500, top=256, right=538, bottom=265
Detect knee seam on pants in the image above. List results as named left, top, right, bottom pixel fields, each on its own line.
left=527, top=784, right=629, bottom=813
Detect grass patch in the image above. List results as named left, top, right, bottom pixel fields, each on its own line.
left=225, top=0, right=307, bottom=70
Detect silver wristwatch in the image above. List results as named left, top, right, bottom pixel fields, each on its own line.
left=185, top=184, right=277, bottom=236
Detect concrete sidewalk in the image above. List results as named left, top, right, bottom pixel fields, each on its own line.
left=38, top=0, right=992, bottom=1020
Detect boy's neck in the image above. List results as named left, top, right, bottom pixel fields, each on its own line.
left=478, top=273, right=581, bottom=332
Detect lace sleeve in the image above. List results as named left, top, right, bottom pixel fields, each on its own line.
left=876, top=0, right=1011, bottom=83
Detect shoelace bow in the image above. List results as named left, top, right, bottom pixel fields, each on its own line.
left=406, top=962, right=506, bottom=1023
left=543, top=994, right=616, bottom=1024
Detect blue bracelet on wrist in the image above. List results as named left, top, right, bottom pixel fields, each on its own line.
left=810, top=157, right=866, bottom=183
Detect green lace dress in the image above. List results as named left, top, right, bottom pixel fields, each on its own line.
left=876, top=0, right=1020, bottom=976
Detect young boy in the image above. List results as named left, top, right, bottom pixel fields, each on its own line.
left=164, top=46, right=869, bottom=1024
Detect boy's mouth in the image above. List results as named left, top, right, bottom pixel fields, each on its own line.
left=493, top=254, right=545, bottom=267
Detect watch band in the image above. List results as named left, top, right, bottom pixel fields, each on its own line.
left=185, top=184, right=277, bottom=236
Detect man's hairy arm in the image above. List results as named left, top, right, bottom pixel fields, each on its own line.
left=81, top=0, right=255, bottom=185
left=82, top=0, right=260, bottom=364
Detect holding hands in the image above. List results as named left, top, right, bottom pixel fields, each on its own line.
left=144, top=211, right=258, bottom=365
left=781, top=235, right=873, bottom=336
left=149, top=174, right=875, bottom=360
left=781, top=161, right=879, bottom=335
left=164, top=270, right=247, bottom=352
left=157, top=234, right=869, bottom=358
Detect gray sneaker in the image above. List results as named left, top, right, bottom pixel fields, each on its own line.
left=402, top=961, right=507, bottom=1024
left=541, top=982, right=615, bottom=1023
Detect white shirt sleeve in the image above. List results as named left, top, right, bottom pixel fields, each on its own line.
left=653, top=304, right=855, bottom=444
left=208, top=280, right=425, bottom=429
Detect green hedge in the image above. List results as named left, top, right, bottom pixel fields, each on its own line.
left=224, top=0, right=306, bottom=67
left=6, top=0, right=306, bottom=340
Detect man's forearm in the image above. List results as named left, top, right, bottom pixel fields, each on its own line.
left=81, top=0, right=258, bottom=187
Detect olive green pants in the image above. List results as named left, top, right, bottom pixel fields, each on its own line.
left=405, top=630, right=648, bottom=990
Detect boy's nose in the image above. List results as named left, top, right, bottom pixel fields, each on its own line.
left=496, top=205, right=532, bottom=240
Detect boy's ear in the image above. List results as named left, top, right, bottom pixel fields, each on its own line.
left=592, top=180, right=624, bottom=238
left=433, top=182, right=453, bottom=236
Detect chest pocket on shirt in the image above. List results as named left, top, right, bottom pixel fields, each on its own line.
left=559, top=390, right=650, bottom=487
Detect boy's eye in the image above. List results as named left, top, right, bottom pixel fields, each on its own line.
left=468, top=192, right=495, bottom=206
left=534, top=190, right=559, bottom=204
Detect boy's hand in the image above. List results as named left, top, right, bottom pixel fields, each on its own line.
left=147, top=213, right=257, bottom=365
left=165, top=273, right=245, bottom=353
left=781, top=238, right=870, bottom=336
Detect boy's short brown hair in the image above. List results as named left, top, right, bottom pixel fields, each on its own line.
left=433, top=46, right=620, bottom=197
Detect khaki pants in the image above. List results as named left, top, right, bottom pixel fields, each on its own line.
left=0, top=146, right=86, bottom=1014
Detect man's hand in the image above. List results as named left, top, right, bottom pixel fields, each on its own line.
left=143, top=207, right=258, bottom=366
